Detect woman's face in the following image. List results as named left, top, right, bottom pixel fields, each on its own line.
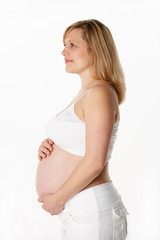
left=61, top=28, right=92, bottom=75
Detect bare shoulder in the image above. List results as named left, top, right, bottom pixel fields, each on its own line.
left=83, top=84, right=119, bottom=122
left=88, top=84, right=118, bottom=103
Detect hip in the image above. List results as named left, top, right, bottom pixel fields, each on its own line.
left=57, top=181, right=129, bottom=240
left=58, top=181, right=128, bottom=215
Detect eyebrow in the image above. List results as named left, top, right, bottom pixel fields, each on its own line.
left=64, top=39, right=79, bottom=44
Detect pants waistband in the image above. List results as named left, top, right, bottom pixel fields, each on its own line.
left=63, top=181, right=124, bottom=214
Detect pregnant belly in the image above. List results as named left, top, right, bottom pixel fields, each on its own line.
left=36, top=144, right=83, bottom=198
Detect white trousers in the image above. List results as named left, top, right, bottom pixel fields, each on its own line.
left=58, top=181, right=129, bottom=240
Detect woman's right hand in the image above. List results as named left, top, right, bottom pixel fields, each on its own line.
left=38, top=138, right=54, bottom=161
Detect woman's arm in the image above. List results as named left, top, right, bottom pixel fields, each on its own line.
left=54, top=86, right=116, bottom=203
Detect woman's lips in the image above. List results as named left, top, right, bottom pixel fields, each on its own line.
left=65, top=60, right=73, bottom=64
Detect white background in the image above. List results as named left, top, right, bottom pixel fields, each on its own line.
left=0, top=0, right=160, bottom=239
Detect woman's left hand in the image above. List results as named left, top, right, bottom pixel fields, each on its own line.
left=38, top=193, right=65, bottom=215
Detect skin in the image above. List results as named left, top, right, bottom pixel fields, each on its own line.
left=38, top=138, right=54, bottom=161
left=38, top=28, right=95, bottom=160
left=37, top=28, right=120, bottom=215
left=38, top=28, right=114, bottom=160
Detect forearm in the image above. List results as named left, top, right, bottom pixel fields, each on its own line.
left=55, top=158, right=103, bottom=204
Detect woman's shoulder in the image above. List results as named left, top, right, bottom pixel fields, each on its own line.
left=84, top=84, right=120, bottom=122
left=87, top=84, right=118, bottom=103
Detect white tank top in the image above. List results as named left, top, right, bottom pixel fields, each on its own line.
left=45, top=88, right=119, bottom=159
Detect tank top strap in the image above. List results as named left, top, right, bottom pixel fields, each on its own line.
left=56, top=88, right=93, bottom=117
left=73, top=88, right=93, bottom=105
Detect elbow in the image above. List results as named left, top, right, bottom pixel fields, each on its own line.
left=83, top=154, right=106, bottom=173
left=95, top=160, right=106, bottom=172
left=88, top=158, right=106, bottom=174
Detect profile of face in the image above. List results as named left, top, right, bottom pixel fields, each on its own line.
left=61, top=28, right=92, bottom=76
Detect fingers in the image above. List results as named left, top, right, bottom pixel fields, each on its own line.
left=38, top=151, right=47, bottom=160
left=38, top=156, right=42, bottom=161
left=38, top=147, right=49, bottom=160
left=42, top=139, right=54, bottom=151
left=48, top=138, right=54, bottom=145
left=44, top=144, right=53, bottom=154
left=38, top=138, right=54, bottom=161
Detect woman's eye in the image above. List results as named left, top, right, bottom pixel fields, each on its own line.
left=63, top=43, right=76, bottom=47
left=70, top=43, right=75, bottom=47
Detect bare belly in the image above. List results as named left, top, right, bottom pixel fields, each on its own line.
left=36, top=144, right=110, bottom=198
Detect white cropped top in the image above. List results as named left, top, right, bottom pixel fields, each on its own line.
left=45, top=88, right=119, bottom=159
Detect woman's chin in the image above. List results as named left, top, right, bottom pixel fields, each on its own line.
left=65, top=68, right=75, bottom=73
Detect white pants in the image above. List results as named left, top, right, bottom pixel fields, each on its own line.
left=58, top=181, right=129, bottom=240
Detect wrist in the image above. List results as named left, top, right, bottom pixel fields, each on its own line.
left=54, top=190, right=66, bottom=205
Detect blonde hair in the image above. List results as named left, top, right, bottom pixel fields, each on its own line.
left=63, top=19, right=126, bottom=105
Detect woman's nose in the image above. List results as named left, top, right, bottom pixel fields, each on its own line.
left=61, top=48, right=69, bottom=56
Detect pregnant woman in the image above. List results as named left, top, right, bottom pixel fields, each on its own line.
left=36, top=19, right=129, bottom=240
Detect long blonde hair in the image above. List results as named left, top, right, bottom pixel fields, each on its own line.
left=63, top=19, right=126, bottom=105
